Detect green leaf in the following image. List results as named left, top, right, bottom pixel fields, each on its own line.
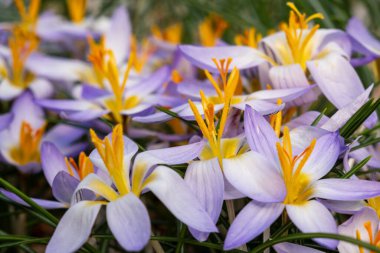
left=341, top=156, right=371, bottom=179
left=311, top=108, right=327, bottom=126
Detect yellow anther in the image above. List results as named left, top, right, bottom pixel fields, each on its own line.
left=280, top=2, right=324, bottom=70
left=198, top=14, right=228, bottom=47
left=270, top=99, right=283, bottom=137
left=277, top=126, right=316, bottom=205
left=356, top=220, right=380, bottom=253
left=90, top=125, right=129, bottom=195
left=130, top=36, right=154, bottom=73
left=9, top=121, right=45, bottom=165
left=171, top=70, right=183, bottom=84
left=235, top=27, right=262, bottom=48
left=14, top=0, right=40, bottom=27
left=65, top=152, right=94, bottom=180
left=66, top=0, right=87, bottom=23
left=151, top=23, right=182, bottom=44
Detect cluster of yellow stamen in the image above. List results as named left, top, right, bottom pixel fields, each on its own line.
left=9, top=121, right=45, bottom=165
left=130, top=36, right=155, bottom=73
left=90, top=125, right=130, bottom=196
left=14, top=0, right=40, bottom=28
left=235, top=27, right=262, bottom=48
left=280, top=2, right=324, bottom=70
left=65, top=152, right=94, bottom=180
left=87, top=36, right=139, bottom=124
left=189, top=58, right=239, bottom=165
left=151, top=23, right=182, bottom=45
left=198, top=15, right=228, bottom=47
left=66, top=0, right=87, bottom=23
left=367, top=197, right=380, bottom=218
left=356, top=221, right=380, bottom=253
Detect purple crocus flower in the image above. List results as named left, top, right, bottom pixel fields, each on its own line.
left=222, top=106, right=380, bottom=250
left=0, top=91, right=85, bottom=173
left=338, top=207, right=380, bottom=252
left=46, top=125, right=217, bottom=253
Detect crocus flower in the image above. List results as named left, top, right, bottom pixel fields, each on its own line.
left=178, top=2, right=364, bottom=110
left=338, top=207, right=380, bottom=252
left=274, top=242, right=324, bottom=253
left=0, top=91, right=85, bottom=173
left=222, top=106, right=380, bottom=250
left=46, top=124, right=217, bottom=253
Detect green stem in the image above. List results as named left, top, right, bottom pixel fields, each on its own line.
left=250, top=233, right=380, bottom=253
left=175, top=223, right=187, bottom=253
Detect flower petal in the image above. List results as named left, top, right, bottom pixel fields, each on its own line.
left=46, top=201, right=102, bottom=253
left=346, top=17, right=380, bottom=56
left=106, top=193, right=151, bottom=251
left=224, top=200, right=284, bottom=250
left=0, top=189, right=66, bottom=209
left=52, top=171, right=80, bottom=204
left=144, top=166, right=217, bottom=233
left=319, top=199, right=365, bottom=215
left=286, top=200, right=338, bottom=249
left=184, top=158, right=224, bottom=241
left=233, top=99, right=284, bottom=115
left=312, top=179, right=380, bottom=201
left=274, top=243, right=324, bottom=253
left=223, top=151, right=286, bottom=202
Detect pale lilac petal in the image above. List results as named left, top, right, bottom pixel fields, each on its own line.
left=46, top=201, right=102, bottom=253
left=43, top=124, right=85, bottom=148
left=286, top=200, right=338, bottom=249
left=224, top=178, right=245, bottom=200
left=52, top=171, right=80, bottom=204
left=80, top=85, right=110, bottom=100
left=338, top=207, right=378, bottom=253
left=224, top=201, right=284, bottom=250
left=319, top=199, right=365, bottom=215
left=248, top=85, right=315, bottom=104
left=144, top=166, right=217, bottom=232
left=312, top=179, right=380, bottom=201
left=233, top=99, right=284, bottom=115
left=223, top=151, right=286, bottom=202
left=269, top=64, right=317, bottom=105
left=347, top=17, right=380, bottom=56
left=289, top=126, right=331, bottom=153
left=37, top=99, right=95, bottom=112
left=0, top=112, right=13, bottom=131
left=29, top=78, right=54, bottom=99
left=0, top=79, right=23, bottom=100
left=244, top=106, right=279, bottom=161
left=274, top=243, right=324, bottom=253
left=120, top=103, right=152, bottom=116
left=60, top=109, right=109, bottom=122
left=104, top=6, right=131, bottom=64
left=287, top=111, right=329, bottom=129
left=179, top=45, right=267, bottom=72
left=301, top=132, right=341, bottom=181
left=132, top=103, right=189, bottom=123
left=185, top=159, right=224, bottom=241
left=128, top=66, right=170, bottom=96
left=106, top=193, right=150, bottom=251
left=307, top=54, right=365, bottom=109
left=0, top=189, right=67, bottom=209
left=177, top=79, right=216, bottom=98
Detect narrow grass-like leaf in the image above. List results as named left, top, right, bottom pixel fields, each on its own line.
left=311, top=108, right=327, bottom=126
left=341, top=156, right=371, bottom=179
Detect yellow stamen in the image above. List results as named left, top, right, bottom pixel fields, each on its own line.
left=14, top=0, right=40, bottom=26
left=235, top=27, right=262, bottom=48
left=198, top=14, right=228, bottom=47
left=9, top=121, right=45, bottom=165
left=64, top=152, right=94, bottom=180
left=90, top=125, right=130, bottom=195
left=356, top=220, right=380, bottom=253
left=270, top=99, right=283, bottom=137
left=171, top=70, right=183, bottom=84
left=66, top=0, right=87, bottom=23
left=130, top=36, right=155, bottom=73
left=280, top=2, right=324, bottom=70
left=151, top=23, right=182, bottom=44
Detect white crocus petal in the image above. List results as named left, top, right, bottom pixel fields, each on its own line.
left=72, top=174, right=118, bottom=204
left=107, top=193, right=151, bottom=251
left=29, top=78, right=54, bottom=99
left=223, top=151, right=286, bottom=202
left=274, top=243, right=325, bottom=253
left=46, top=201, right=103, bottom=253
left=144, top=166, right=217, bottom=233
left=185, top=158, right=224, bottom=241
left=286, top=200, right=338, bottom=249
left=0, top=79, right=23, bottom=100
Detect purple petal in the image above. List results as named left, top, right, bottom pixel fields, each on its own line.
left=105, top=6, right=131, bottom=64
left=128, top=66, right=170, bottom=96
left=286, top=200, right=338, bottom=249
left=269, top=64, right=317, bottom=105
left=0, top=79, right=23, bottom=100
left=60, top=109, right=109, bottom=122
left=41, top=142, right=71, bottom=186
left=319, top=199, right=365, bottom=215
left=244, top=106, right=279, bottom=161
left=286, top=111, right=329, bottom=129
left=184, top=158, right=224, bottom=241
left=52, top=171, right=80, bottom=204
left=249, top=85, right=315, bottom=104
left=132, top=103, right=189, bottom=123
left=274, top=243, right=324, bottom=253
left=0, top=189, right=66, bottom=209
left=80, top=85, right=110, bottom=100
left=301, top=132, right=341, bottom=182
left=223, top=151, right=286, bottom=202
left=313, top=179, right=380, bottom=201
left=37, top=99, right=94, bottom=112
left=177, top=79, right=217, bottom=98
left=179, top=45, right=267, bottom=72
left=144, top=166, right=217, bottom=233
left=233, top=99, right=284, bottom=115
left=46, top=201, right=102, bottom=253
left=224, top=200, right=284, bottom=250
left=44, top=124, right=85, bottom=147
left=0, top=113, right=13, bottom=131
left=106, top=193, right=150, bottom=251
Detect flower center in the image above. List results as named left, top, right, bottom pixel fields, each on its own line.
left=9, top=121, right=45, bottom=165
left=356, top=221, right=380, bottom=253
left=88, top=36, right=137, bottom=124
left=65, top=152, right=94, bottom=180
left=66, top=0, right=87, bottom=23
left=276, top=126, right=316, bottom=205
left=368, top=197, right=380, bottom=218
left=198, top=14, right=228, bottom=47
left=279, top=2, right=324, bottom=70
left=151, top=23, right=182, bottom=45
left=90, top=124, right=130, bottom=196
left=189, top=58, right=239, bottom=166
